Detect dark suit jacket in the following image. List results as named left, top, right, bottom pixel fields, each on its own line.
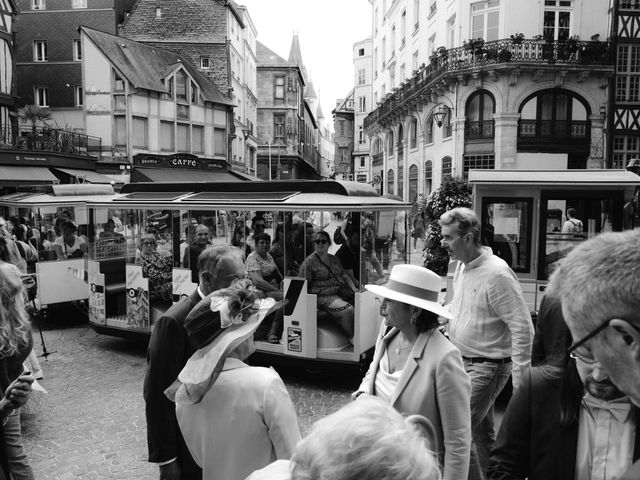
left=488, top=367, right=640, bottom=480
left=143, top=290, right=202, bottom=477
left=531, top=295, right=571, bottom=368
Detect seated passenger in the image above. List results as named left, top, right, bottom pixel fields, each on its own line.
left=182, top=224, right=211, bottom=283
left=41, top=230, right=56, bottom=251
left=96, top=219, right=126, bottom=258
left=99, top=219, right=125, bottom=240
left=53, top=221, right=86, bottom=260
left=298, top=231, right=355, bottom=340
left=246, top=232, right=284, bottom=344
left=231, top=225, right=252, bottom=261
left=135, top=233, right=173, bottom=302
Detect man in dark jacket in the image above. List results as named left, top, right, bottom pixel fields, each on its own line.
left=144, top=246, right=245, bottom=480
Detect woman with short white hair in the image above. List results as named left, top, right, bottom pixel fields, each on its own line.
left=247, top=396, right=442, bottom=480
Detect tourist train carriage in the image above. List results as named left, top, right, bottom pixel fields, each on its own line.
left=0, top=184, right=117, bottom=313
left=468, top=169, right=640, bottom=313
left=85, top=180, right=412, bottom=367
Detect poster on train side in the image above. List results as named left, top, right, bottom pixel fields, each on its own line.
left=125, top=264, right=149, bottom=329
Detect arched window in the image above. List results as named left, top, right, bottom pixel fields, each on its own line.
left=425, top=114, right=434, bottom=144
left=387, top=169, right=395, bottom=195
left=397, top=124, right=404, bottom=199
left=518, top=89, right=590, bottom=167
left=387, top=131, right=395, bottom=156
left=409, top=118, right=418, bottom=149
left=409, top=164, right=418, bottom=202
left=465, top=90, right=495, bottom=138
left=442, top=156, right=452, bottom=179
left=424, top=160, right=433, bottom=196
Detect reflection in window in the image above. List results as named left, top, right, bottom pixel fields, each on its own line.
left=482, top=199, right=532, bottom=273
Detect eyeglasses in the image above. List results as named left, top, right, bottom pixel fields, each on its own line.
left=142, top=241, right=156, bottom=246
left=567, top=317, right=640, bottom=359
left=314, top=239, right=328, bottom=245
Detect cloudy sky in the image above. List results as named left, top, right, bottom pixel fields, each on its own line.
left=239, top=0, right=372, bottom=129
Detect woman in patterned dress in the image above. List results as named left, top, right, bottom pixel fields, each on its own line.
left=135, top=233, right=173, bottom=302
left=298, top=231, right=356, bottom=340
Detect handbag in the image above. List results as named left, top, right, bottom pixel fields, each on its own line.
left=313, top=253, right=355, bottom=304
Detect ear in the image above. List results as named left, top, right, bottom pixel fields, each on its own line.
left=609, top=319, right=640, bottom=360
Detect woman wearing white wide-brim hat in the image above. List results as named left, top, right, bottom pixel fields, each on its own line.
left=353, top=264, right=472, bottom=480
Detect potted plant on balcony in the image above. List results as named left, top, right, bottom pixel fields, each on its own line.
left=498, top=48, right=513, bottom=62
left=510, top=32, right=525, bottom=44
left=559, top=35, right=580, bottom=60
left=18, top=104, right=51, bottom=150
left=463, top=37, right=485, bottom=54
left=580, top=34, right=608, bottom=64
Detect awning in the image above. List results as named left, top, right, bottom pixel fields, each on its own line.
left=51, top=167, right=114, bottom=184
left=131, top=167, right=253, bottom=183
left=0, top=166, right=60, bottom=186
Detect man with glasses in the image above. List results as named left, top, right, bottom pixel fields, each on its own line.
left=546, top=229, right=640, bottom=479
left=439, top=207, right=533, bottom=477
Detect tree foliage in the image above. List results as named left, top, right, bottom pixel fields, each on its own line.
left=417, top=176, right=472, bottom=275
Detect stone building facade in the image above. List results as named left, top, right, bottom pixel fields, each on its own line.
left=255, top=40, right=321, bottom=180
left=120, top=0, right=258, bottom=176
left=332, top=92, right=355, bottom=180
left=353, top=37, right=373, bottom=185
left=365, top=0, right=613, bottom=201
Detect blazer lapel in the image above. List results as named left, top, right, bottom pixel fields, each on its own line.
left=368, top=327, right=396, bottom=395
left=390, top=329, right=433, bottom=406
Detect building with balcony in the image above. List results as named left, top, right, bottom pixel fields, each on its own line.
left=353, top=37, right=374, bottom=185
left=79, top=27, right=248, bottom=183
left=119, top=0, right=259, bottom=176
left=13, top=0, right=136, bottom=129
left=365, top=0, right=613, bottom=201
left=255, top=39, right=321, bottom=180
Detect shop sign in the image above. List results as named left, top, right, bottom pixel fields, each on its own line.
left=134, top=154, right=227, bottom=171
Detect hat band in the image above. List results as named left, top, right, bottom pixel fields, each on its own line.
left=386, top=279, right=439, bottom=302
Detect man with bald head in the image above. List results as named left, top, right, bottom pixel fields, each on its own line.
left=547, top=229, right=640, bottom=479
left=144, top=246, right=245, bottom=480
left=182, top=224, right=211, bottom=284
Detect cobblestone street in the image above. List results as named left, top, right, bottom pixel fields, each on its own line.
left=21, top=308, right=358, bottom=480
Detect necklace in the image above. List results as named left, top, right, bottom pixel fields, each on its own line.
left=395, top=336, right=413, bottom=355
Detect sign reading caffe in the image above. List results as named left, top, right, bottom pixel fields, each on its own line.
left=133, top=154, right=227, bottom=171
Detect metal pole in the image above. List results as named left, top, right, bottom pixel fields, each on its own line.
left=268, top=140, right=272, bottom=181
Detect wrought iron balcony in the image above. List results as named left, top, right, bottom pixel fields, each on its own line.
left=364, top=38, right=611, bottom=131
left=465, top=120, right=495, bottom=139
left=518, top=119, right=590, bottom=149
left=0, top=124, right=102, bottom=157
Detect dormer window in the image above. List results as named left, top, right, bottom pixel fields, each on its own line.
left=155, top=7, right=162, bottom=18
left=163, top=77, right=173, bottom=100
left=176, top=71, right=187, bottom=102
left=190, top=81, right=198, bottom=104
left=114, top=71, right=125, bottom=92
left=32, top=0, right=45, bottom=10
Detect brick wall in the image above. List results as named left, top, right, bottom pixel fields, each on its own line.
left=119, top=0, right=227, bottom=43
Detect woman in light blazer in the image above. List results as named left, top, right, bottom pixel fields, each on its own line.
left=354, top=264, right=471, bottom=480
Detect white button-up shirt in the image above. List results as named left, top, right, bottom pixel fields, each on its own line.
left=575, top=394, right=635, bottom=480
left=447, top=247, right=533, bottom=389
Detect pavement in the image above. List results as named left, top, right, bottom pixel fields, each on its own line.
left=21, top=306, right=358, bottom=480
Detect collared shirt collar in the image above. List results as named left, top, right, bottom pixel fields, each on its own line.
left=464, top=246, right=493, bottom=270
left=197, top=286, right=206, bottom=300
left=582, top=393, right=633, bottom=423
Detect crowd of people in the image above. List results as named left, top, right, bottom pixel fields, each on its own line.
left=137, top=204, right=640, bottom=480
left=1, top=203, right=638, bottom=480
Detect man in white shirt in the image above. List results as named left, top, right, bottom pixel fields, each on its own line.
left=547, top=229, right=640, bottom=480
left=439, top=207, right=533, bottom=477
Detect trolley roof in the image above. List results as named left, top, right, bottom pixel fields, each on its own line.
left=90, top=180, right=411, bottom=210
left=0, top=185, right=117, bottom=207
left=469, top=169, right=640, bottom=187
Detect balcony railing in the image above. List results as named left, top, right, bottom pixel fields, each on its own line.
left=0, top=124, right=102, bottom=157
left=465, top=120, right=495, bottom=139
left=518, top=119, right=590, bottom=148
left=365, top=38, right=611, bottom=130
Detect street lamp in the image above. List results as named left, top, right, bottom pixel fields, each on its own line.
left=433, top=105, right=449, bottom=128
